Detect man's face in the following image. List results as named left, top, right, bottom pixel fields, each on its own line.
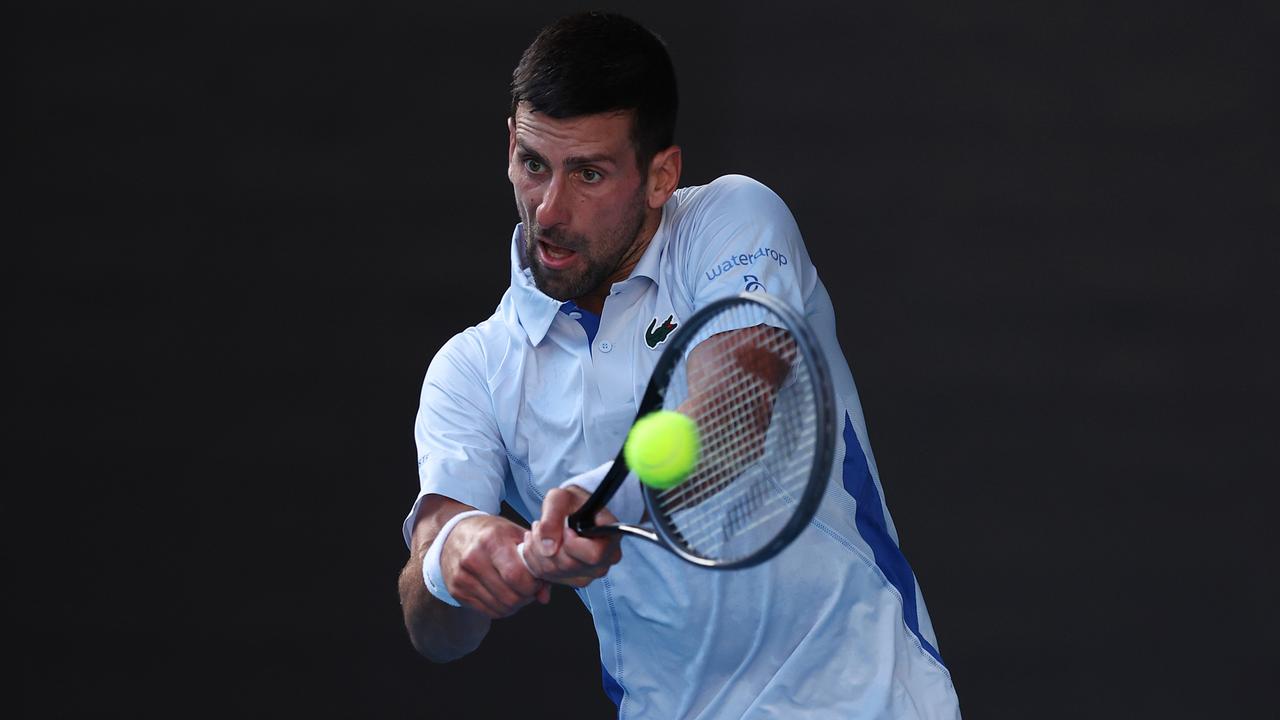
left=508, top=103, right=650, bottom=303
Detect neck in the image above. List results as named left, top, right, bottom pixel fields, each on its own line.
left=574, top=207, right=661, bottom=314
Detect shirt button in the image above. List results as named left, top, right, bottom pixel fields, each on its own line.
left=568, top=311, right=582, bottom=320
left=599, top=341, right=613, bottom=353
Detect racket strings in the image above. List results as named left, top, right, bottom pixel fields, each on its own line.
left=650, top=308, right=820, bottom=562
left=656, top=389, right=814, bottom=515
left=656, top=363, right=777, bottom=507
left=664, top=391, right=817, bottom=554
left=677, top=495, right=801, bottom=555
left=665, top=455, right=812, bottom=554
left=658, top=331, right=791, bottom=505
left=670, top=396, right=816, bottom=557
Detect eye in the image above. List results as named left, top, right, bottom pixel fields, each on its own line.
left=580, top=168, right=602, bottom=184
left=523, top=158, right=546, bottom=174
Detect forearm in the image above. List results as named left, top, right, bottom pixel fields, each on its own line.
left=398, top=495, right=493, bottom=661
left=398, top=548, right=491, bottom=662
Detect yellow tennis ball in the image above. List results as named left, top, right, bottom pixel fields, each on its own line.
left=625, top=410, right=700, bottom=490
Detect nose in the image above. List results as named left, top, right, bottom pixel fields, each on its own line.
left=535, top=174, right=569, bottom=229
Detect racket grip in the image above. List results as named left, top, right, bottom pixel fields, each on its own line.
left=568, top=459, right=631, bottom=533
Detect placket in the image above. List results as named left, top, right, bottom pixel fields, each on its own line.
left=581, top=285, right=641, bottom=462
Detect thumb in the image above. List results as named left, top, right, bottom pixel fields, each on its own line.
left=536, top=488, right=577, bottom=556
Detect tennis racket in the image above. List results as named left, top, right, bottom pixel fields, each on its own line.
left=530, top=291, right=836, bottom=570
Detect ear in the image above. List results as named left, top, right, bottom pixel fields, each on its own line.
left=645, top=145, right=682, bottom=210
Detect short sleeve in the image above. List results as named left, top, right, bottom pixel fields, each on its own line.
left=684, top=175, right=811, bottom=313
left=401, top=332, right=507, bottom=547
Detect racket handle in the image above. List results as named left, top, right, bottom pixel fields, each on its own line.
left=567, top=459, right=631, bottom=534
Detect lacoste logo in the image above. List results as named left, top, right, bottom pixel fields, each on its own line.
left=645, top=314, right=679, bottom=349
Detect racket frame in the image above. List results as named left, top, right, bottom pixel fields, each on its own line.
left=567, top=292, right=835, bottom=569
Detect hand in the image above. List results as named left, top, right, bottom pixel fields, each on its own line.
left=522, top=486, right=623, bottom=587
left=441, top=514, right=551, bottom=618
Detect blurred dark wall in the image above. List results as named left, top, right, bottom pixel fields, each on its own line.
left=14, top=1, right=1276, bottom=717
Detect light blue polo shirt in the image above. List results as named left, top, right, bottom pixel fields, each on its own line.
left=404, top=175, right=961, bottom=719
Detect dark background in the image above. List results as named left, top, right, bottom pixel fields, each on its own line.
left=14, top=1, right=1276, bottom=717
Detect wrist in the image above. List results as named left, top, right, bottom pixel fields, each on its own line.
left=422, top=509, right=489, bottom=607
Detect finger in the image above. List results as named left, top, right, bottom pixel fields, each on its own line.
left=475, top=554, right=538, bottom=615
left=469, top=595, right=508, bottom=619
left=536, top=489, right=580, bottom=556
left=517, top=545, right=603, bottom=588
left=481, top=584, right=533, bottom=617
left=531, top=520, right=556, bottom=559
left=536, top=582, right=551, bottom=604
left=558, top=526, right=616, bottom=567
left=483, top=578, right=535, bottom=616
left=450, top=573, right=509, bottom=618
left=456, top=560, right=526, bottom=617
left=593, top=504, right=619, bottom=526
left=498, top=543, right=548, bottom=598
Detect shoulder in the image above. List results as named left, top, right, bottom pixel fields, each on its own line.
left=668, top=174, right=791, bottom=225
left=424, top=302, right=513, bottom=389
left=662, top=174, right=802, bottom=268
left=658, top=174, right=816, bottom=311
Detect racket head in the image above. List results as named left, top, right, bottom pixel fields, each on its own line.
left=637, top=292, right=835, bottom=569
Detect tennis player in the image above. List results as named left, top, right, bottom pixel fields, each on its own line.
left=398, top=12, right=962, bottom=718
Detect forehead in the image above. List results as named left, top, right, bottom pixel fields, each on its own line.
left=512, top=103, right=635, bottom=160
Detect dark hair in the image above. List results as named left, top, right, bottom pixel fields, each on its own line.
left=511, top=12, right=678, bottom=170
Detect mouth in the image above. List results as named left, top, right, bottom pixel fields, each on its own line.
left=536, top=239, right=579, bottom=270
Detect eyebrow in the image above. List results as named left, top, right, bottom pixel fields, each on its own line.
left=516, top=141, right=618, bottom=169
left=564, top=153, right=617, bottom=168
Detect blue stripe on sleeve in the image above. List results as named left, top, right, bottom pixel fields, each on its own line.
left=601, top=662, right=623, bottom=708
left=841, top=413, right=944, bottom=667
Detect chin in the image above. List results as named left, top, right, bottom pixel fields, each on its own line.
left=529, top=267, right=574, bottom=301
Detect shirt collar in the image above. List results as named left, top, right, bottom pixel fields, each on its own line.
left=628, top=202, right=670, bottom=283
left=509, top=224, right=562, bottom=347
left=507, top=204, right=671, bottom=346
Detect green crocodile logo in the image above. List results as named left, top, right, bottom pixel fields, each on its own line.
left=645, top=314, right=679, bottom=349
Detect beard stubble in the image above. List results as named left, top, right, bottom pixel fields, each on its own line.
left=521, top=187, right=649, bottom=302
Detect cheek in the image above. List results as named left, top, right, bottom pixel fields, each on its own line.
left=510, top=182, right=535, bottom=212
left=596, top=191, right=641, bottom=227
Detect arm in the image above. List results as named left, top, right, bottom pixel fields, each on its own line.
left=663, top=324, right=796, bottom=513
left=401, top=331, right=547, bottom=660
left=681, top=324, right=795, bottom=426
left=398, top=494, right=550, bottom=662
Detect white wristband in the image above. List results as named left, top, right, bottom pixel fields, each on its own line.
left=560, top=460, right=645, bottom=525
left=422, top=509, right=489, bottom=607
